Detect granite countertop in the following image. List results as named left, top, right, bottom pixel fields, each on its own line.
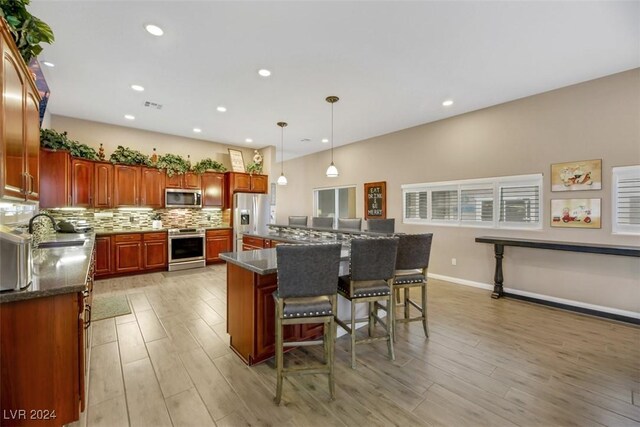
left=0, top=232, right=95, bottom=304
left=245, top=230, right=352, bottom=245
left=94, top=225, right=231, bottom=235
left=220, top=246, right=350, bottom=275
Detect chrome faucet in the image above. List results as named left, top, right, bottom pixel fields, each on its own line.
left=28, top=213, right=59, bottom=234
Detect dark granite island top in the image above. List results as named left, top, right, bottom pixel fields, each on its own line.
left=220, top=246, right=350, bottom=275
left=0, top=232, right=95, bottom=303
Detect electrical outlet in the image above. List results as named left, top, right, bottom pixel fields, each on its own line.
left=451, top=258, right=457, bottom=266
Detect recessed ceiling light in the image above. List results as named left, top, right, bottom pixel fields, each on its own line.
left=216, top=106, right=227, bottom=112
left=124, top=114, right=135, bottom=120
left=245, top=138, right=253, bottom=143
left=145, top=24, right=164, bottom=37
left=321, top=138, right=329, bottom=143
left=258, top=69, right=271, bottom=77
left=442, top=100, right=454, bottom=107
left=130, top=84, right=145, bottom=92
left=193, top=128, right=202, bottom=133
left=42, top=61, right=55, bottom=67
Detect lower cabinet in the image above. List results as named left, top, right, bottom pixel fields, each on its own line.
left=94, top=235, right=113, bottom=277
left=206, top=229, right=232, bottom=263
left=95, top=231, right=169, bottom=279
left=114, top=234, right=143, bottom=273
left=143, top=232, right=168, bottom=270
left=242, top=235, right=265, bottom=251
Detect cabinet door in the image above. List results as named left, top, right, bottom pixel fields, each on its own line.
left=183, top=172, right=201, bottom=189
left=165, top=174, right=183, bottom=188
left=113, top=165, right=140, bottom=207
left=114, top=242, right=142, bottom=273
left=94, top=236, right=112, bottom=277
left=201, top=173, right=225, bottom=207
left=94, top=163, right=113, bottom=208
left=72, top=159, right=94, bottom=207
left=231, top=173, right=251, bottom=192
left=24, top=87, right=40, bottom=201
left=2, top=47, right=26, bottom=199
left=39, top=149, right=71, bottom=208
left=141, top=167, right=165, bottom=208
left=206, top=235, right=231, bottom=263
left=250, top=175, right=268, bottom=193
left=143, top=240, right=167, bottom=270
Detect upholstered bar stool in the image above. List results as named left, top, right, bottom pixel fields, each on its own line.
left=274, top=243, right=342, bottom=404
left=336, top=237, right=399, bottom=368
left=337, top=218, right=362, bottom=231
left=384, top=233, right=433, bottom=340
left=367, top=218, right=395, bottom=233
left=311, top=216, right=334, bottom=228
left=288, top=216, right=308, bottom=226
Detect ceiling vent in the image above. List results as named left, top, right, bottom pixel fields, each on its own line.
left=144, top=101, right=163, bottom=110
left=300, top=138, right=311, bottom=143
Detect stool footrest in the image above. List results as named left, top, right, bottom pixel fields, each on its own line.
left=283, top=339, right=324, bottom=348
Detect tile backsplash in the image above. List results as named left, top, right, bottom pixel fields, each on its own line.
left=43, top=208, right=225, bottom=230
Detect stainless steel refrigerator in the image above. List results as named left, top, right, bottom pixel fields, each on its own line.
left=233, top=192, right=271, bottom=251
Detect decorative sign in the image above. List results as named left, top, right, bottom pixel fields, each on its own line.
left=551, top=159, right=602, bottom=192
left=228, top=149, right=246, bottom=172
left=364, top=181, right=386, bottom=220
left=551, top=198, right=601, bottom=229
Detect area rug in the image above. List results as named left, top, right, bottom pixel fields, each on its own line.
left=91, top=295, right=132, bottom=321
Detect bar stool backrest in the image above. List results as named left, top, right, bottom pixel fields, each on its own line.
left=395, top=234, right=433, bottom=270
left=350, top=238, right=399, bottom=281
left=367, top=218, right=395, bottom=233
left=288, top=216, right=308, bottom=226
left=337, top=218, right=362, bottom=231
left=311, top=217, right=334, bottom=228
left=276, top=243, right=341, bottom=298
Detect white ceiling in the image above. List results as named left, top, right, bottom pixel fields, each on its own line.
left=31, top=1, right=639, bottom=161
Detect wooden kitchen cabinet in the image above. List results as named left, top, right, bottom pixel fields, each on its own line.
left=165, top=173, right=183, bottom=188
left=114, top=233, right=143, bottom=273
left=201, top=172, right=225, bottom=207
left=242, top=235, right=265, bottom=251
left=227, top=172, right=251, bottom=192
left=206, top=229, right=232, bottom=263
left=71, top=159, right=94, bottom=207
left=141, top=167, right=165, bottom=208
left=166, top=172, right=201, bottom=189
left=1, top=19, right=41, bottom=201
left=94, top=235, right=113, bottom=277
left=94, top=162, right=113, bottom=208
left=143, top=232, right=167, bottom=270
left=113, top=165, right=141, bottom=207
left=40, top=149, right=72, bottom=208
left=250, top=174, right=268, bottom=193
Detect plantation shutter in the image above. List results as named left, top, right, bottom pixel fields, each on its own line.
left=499, top=184, right=540, bottom=224
left=432, top=189, right=458, bottom=221
left=614, top=166, right=640, bottom=234
left=460, top=187, right=494, bottom=223
left=405, top=191, right=428, bottom=219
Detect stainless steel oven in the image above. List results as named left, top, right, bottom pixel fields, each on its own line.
left=168, top=228, right=206, bottom=271
left=165, top=189, right=202, bottom=208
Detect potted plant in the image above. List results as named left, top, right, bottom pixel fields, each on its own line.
left=151, top=212, right=162, bottom=229
left=40, top=129, right=98, bottom=160
left=1, top=0, right=54, bottom=64
left=109, top=146, right=151, bottom=166
left=193, top=158, right=227, bottom=174
left=156, top=153, right=190, bottom=177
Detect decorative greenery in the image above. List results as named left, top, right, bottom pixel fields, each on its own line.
left=109, top=145, right=151, bottom=166
left=1, top=0, right=54, bottom=63
left=245, top=161, right=263, bottom=175
left=151, top=212, right=162, bottom=221
left=156, top=153, right=190, bottom=177
left=193, top=158, right=227, bottom=174
left=40, top=128, right=98, bottom=160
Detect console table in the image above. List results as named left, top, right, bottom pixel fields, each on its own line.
left=475, top=236, right=640, bottom=299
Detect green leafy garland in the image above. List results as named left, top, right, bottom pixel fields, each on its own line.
left=1, top=0, right=54, bottom=63
left=109, top=146, right=151, bottom=166
left=193, top=158, right=227, bottom=174
left=40, top=129, right=98, bottom=160
left=156, top=153, right=190, bottom=177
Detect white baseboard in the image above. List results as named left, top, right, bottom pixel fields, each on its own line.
left=428, top=273, right=640, bottom=320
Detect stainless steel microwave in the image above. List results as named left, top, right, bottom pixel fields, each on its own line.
left=165, top=189, right=202, bottom=208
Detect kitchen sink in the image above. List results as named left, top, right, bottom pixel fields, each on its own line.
left=38, top=240, right=85, bottom=248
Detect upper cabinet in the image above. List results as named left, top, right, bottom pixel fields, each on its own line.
left=166, top=172, right=201, bottom=189
left=71, top=159, right=94, bottom=207
left=113, top=165, right=140, bottom=207
left=40, top=149, right=71, bottom=208
left=227, top=172, right=268, bottom=194
left=140, top=167, right=165, bottom=208
left=94, top=162, right=113, bottom=208
left=201, top=172, right=225, bottom=207
left=1, top=19, right=41, bottom=201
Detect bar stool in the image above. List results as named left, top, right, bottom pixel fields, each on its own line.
left=288, top=216, right=308, bottom=226
left=336, top=237, right=399, bottom=368
left=311, top=216, right=334, bottom=228
left=274, top=243, right=342, bottom=404
left=367, top=218, right=395, bottom=233
left=337, top=218, right=362, bottom=231
left=389, top=233, right=433, bottom=339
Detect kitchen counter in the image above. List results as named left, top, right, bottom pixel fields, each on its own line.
left=243, top=229, right=354, bottom=245
left=94, top=225, right=231, bottom=235
left=220, top=246, right=350, bottom=275
left=0, top=232, right=95, bottom=303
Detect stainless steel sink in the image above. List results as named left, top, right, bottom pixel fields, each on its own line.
left=38, top=240, right=85, bottom=248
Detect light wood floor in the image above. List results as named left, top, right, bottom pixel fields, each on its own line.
left=83, top=264, right=640, bottom=427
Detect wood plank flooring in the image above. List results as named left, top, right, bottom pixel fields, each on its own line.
left=81, top=264, right=640, bottom=427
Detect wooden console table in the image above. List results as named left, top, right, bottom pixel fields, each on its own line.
left=475, top=236, right=640, bottom=299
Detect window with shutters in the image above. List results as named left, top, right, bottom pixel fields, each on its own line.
left=402, top=174, right=542, bottom=229
left=612, top=165, right=640, bottom=235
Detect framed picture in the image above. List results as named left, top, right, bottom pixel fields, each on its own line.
left=551, top=159, right=602, bottom=192
left=551, top=198, right=601, bottom=229
left=228, top=149, right=245, bottom=172
left=364, top=181, right=386, bottom=219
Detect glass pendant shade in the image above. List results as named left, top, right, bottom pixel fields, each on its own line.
left=326, top=162, right=339, bottom=178
left=277, top=172, right=288, bottom=186
left=277, top=121, right=288, bottom=185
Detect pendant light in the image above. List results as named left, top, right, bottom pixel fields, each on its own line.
left=325, top=96, right=339, bottom=177
left=277, top=121, right=288, bottom=186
